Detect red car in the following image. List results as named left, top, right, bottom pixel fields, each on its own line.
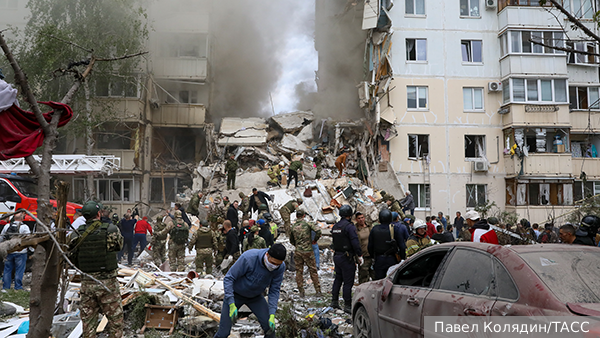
left=352, top=242, right=600, bottom=338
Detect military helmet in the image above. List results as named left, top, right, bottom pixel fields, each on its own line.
left=156, top=215, right=162, bottom=223
left=339, top=204, right=353, bottom=217
left=379, top=209, right=393, bottom=224
left=581, top=215, right=600, bottom=228
left=263, top=212, right=272, bottom=221
left=251, top=225, right=259, bottom=232
left=259, top=203, right=268, bottom=210
left=200, top=220, right=208, bottom=226
left=520, top=218, right=531, bottom=228
left=112, top=213, right=119, bottom=222
left=413, top=219, right=427, bottom=229
left=296, top=209, right=306, bottom=217
left=487, top=217, right=499, bottom=225
left=174, top=210, right=182, bottom=218
left=380, top=190, right=387, bottom=197
left=296, top=198, right=303, bottom=204
left=81, top=201, right=103, bottom=218
left=239, top=192, right=246, bottom=198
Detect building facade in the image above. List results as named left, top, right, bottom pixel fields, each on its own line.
left=351, top=0, right=600, bottom=223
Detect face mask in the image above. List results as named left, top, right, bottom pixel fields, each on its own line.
left=264, top=254, right=280, bottom=271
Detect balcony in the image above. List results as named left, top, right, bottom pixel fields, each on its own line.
left=504, top=205, right=574, bottom=223
left=93, top=149, right=137, bottom=172
left=501, top=103, right=571, bottom=128
left=151, top=104, right=205, bottom=127
left=570, top=110, right=600, bottom=133
left=572, top=157, right=600, bottom=177
left=505, top=153, right=573, bottom=176
left=498, top=2, right=558, bottom=28
left=153, top=57, right=207, bottom=80
left=92, top=97, right=143, bottom=122
left=500, top=55, right=568, bottom=78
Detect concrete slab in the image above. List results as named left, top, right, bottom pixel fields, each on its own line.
left=280, top=134, right=309, bottom=153
left=271, top=111, right=314, bottom=133
left=296, top=123, right=313, bottom=143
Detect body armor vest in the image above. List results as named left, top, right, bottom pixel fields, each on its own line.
left=195, top=228, right=212, bottom=248
left=77, top=221, right=117, bottom=273
left=332, top=221, right=352, bottom=253
left=371, top=224, right=395, bottom=256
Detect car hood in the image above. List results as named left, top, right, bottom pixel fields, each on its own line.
left=567, top=303, right=600, bottom=316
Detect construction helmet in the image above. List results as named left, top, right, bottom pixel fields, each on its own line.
left=413, top=219, right=427, bottom=229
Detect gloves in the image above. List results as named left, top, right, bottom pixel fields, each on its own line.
left=229, top=303, right=238, bottom=322
left=269, top=314, right=276, bottom=331
left=358, top=256, right=364, bottom=265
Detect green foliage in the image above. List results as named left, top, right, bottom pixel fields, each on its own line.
left=566, top=195, right=600, bottom=225
left=0, top=289, right=30, bottom=309
left=474, top=201, right=497, bottom=219
left=124, top=292, right=157, bottom=330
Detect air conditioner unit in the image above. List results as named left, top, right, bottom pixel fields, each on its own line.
left=486, top=0, right=497, bottom=9
left=488, top=81, right=502, bottom=92
left=474, top=160, right=489, bottom=172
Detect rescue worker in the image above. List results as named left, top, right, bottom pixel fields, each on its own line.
left=405, top=219, right=432, bottom=257
left=264, top=212, right=278, bottom=240
left=257, top=218, right=274, bottom=247
left=249, top=188, right=272, bottom=214
left=335, top=151, right=348, bottom=178
left=222, top=220, right=240, bottom=273
left=279, top=198, right=303, bottom=236
left=238, top=191, right=250, bottom=221
left=576, top=215, right=600, bottom=245
left=159, top=210, right=189, bottom=272
left=368, top=209, right=408, bottom=280
left=287, top=158, right=304, bottom=189
left=208, top=197, right=227, bottom=229
left=226, top=154, right=239, bottom=190
left=355, top=212, right=374, bottom=284
left=189, top=220, right=218, bottom=275
left=389, top=197, right=404, bottom=217
left=314, top=148, right=326, bottom=179
left=258, top=203, right=270, bottom=220
left=330, top=204, right=362, bottom=314
left=68, top=201, right=124, bottom=338
left=187, top=191, right=204, bottom=217
left=214, top=244, right=287, bottom=338
left=243, top=225, right=267, bottom=251
left=267, top=162, right=284, bottom=186
left=215, top=220, right=227, bottom=266
left=151, top=215, right=168, bottom=266
left=289, top=210, right=322, bottom=297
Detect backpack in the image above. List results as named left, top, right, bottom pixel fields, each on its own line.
left=170, top=225, right=189, bottom=245
left=3, top=222, right=20, bottom=241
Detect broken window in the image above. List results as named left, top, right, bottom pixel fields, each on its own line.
left=438, top=249, right=495, bottom=297
left=463, top=87, right=484, bottom=111
left=464, top=135, right=485, bottom=159
left=574, top=180, right=599, bottom=200
left=95, top=76, right=138, bottom=98
left=405, top=0, right=425, bottom=15
left=407, top=86, right=428, bottom=109
left=409, top=183, right=430, bottom=208
left=406, top=38, right=427, bottom=61
left=460, top=0, right=480, bottom=17
left=408, top=134, right=429, bottom=158
left=466, top=184, right=487, bottom=207
left=461, top=40, right=482, bottom=63
left=160, top=33, right=208, bottom=58
left=150, top=176, right=191, bottom=203
left=96, top=179, right=134, bottom=202
left=96, top=127, right=134, bottom=150
left=569, top=86, right=600, bottom=110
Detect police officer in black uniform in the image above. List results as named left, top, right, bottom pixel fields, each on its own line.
left=368, top=209, right=408, bottom=280
left=575, top=215, right=600, bottom=246
left=330, top=204, right=362, bottom=314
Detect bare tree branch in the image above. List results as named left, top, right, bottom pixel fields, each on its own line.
left=548, top=0, right=600, bottom=44
left=530, top=39, right=600, bottom=57
left=96, top=51, right=147, bottom=62
left=39, top=32, right=93, bottom=53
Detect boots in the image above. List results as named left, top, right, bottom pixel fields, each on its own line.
left=330, top=300, right=340, bottom=309
left=344, top=304, right=352, bottom=314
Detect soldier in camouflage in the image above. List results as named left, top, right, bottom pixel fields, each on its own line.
left=238, top=192, right=250, bottom=221
left=314, top=148, right=326, bottom=179
left=214, top=222, right=227, bottom=267
left=208, top=197, right=226, bottom=230
left=289, top=210, right=322, bottom=297
left=156, top=210, right=189, bottom=272
left=279, top=198, right=302, bottom=236
left=242, top=225, right=267, bottom=251
left=187, top=191, right=203, bottom=217
left=226, top=154, right=239, bottom=190
left=68, top=201, right=124, bottom=338
left=257, top=203, right=269, bottom=220
left=188, top=220, right=218, bottom=275
left=151, top=214, right=168, bottom=266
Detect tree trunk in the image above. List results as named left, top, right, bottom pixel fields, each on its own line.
left=84, top=80, right=95, bottom=200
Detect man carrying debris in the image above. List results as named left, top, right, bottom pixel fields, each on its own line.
left=279, top=197, right=302, bottom=236
left=331, top=204, right=362, bottom=313
left=314, top=148, right=326, bottom=179
left=289, top=210, right=322, bottom=297
left=159, top=210, right=189, bottom=272
left=226, top=154, right=239, bottom=190
left=222, top=220, right=240, bottom=273
left=249, top=188, right=272, bottom=214
left=151, top=214, right=168, bottom=266
left=335, top=151, right=348, bottom=178
left=215, top=244, right=287, bottom=338
left=69, top=201, right=124, bottom=338
left=187, top=191, right=204, bottom=217
left=238, top=191, right=250, bottom=221
left=189, top=220, right=218, bottom=275
left=287, top=157, right=304, bottom=189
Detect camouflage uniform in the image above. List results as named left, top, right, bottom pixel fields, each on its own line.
left=214, top=227, right=226, bottom=267
left=69, top=213, right=124, bottom=338
left=226, top=157, right=239, bottom=190
left=257, top=203, right=269, bottom=220
left=279, top=199, right=300, bottom=236
left=314, top=151, right=325, bottom=179
left=187, top=192, right=202, bottom=217
left=208, top=199, right=226, bottom=230
left=188, top=222, right=218, bottom=275
left=239, top=192, right=250, bottom=221
left=289, top=212, right=322, bottom=296
left=389, top=199, right=405, bottom=219
left=242, top=226, right=267, bottom=251
left=165, top=210, right=189, bottom=272
left=151, top=216, right=168, bottom=265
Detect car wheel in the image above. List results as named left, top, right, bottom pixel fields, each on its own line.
left=353, top=306, right=372, bottom=338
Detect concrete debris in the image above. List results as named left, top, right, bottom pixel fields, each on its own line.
left=270, top=111, right=314, bottom=133
left=218, top=117, right=268, bottom=146
left=279, top=134, right=309, bottom=153
left=296, top=123, right=314, bottom=143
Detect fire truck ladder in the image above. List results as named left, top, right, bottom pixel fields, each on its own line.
left=0, top=155, right=121, bottom=174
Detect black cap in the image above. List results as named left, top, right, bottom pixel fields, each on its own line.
left=268, top=243, right=287, bottom=261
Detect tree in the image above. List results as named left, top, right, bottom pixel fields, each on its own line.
left=17, top=0, right=148, bottom=201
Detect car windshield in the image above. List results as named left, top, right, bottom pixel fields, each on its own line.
left=10, top=179, right=38, bottom=198
left=520, top=251, right=600, bottom=304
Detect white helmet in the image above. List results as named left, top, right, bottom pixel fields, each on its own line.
left=279, top=161, right=284, bottom=166
left=413, top=219, right=427, bottom=229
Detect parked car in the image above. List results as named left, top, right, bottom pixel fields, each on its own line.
left=352, top=242, right=600, bottom=338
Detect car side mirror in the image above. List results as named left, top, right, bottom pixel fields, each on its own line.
left=381, top=278, right=394, bottom=302
left=6, top=195, right=21, bottom=203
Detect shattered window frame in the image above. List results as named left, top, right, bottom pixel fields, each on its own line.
left=463, top=87, right=484, bottom=111
left=406, top=38, right=427, bottom=62
left=466, top=184, right=487, bottom=208
left=408, top=134, right=429, bottom=159
left=96, top=179, right=135, bottom=202
left=407, top=86, right=428, bottom=110
left=405, top=0, right=426, bottom=15
left=567, top=41, right=598, bottom=64
left=409, top=183, right=431, bottom=208
left=461, top=40, right=483, bottom=63
left=459, top=0, right=480, bottom=18
left=464, top=134, right=486, bottom=159
left=569, top=86, right=600, bottom=110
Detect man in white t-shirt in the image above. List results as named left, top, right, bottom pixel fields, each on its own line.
left=0, top=211, right=31, bottom=290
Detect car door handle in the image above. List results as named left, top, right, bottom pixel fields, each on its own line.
left=407, top=297, right=419, bottom=306
left=464, top=308, right=485, bottom=316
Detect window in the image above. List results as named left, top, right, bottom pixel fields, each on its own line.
left=567, top=41, right=598, bottom=65
left=466, top=184, right=487, bottom=208
left=503, top=78, right=568, bottom=104
left=0, top=0, right=18, bottom=9
left=574, top=180, right=600, bottom=200
left=460, top=0, right=480, bottom=17
left=407, top=86, right=428, bottom=109
left=393, top=250, right=449, bottom=287
left=461, top=40, right=482, bottom=63
left=97, top=129, right=132, bottom=150
left=463, top=87, right=484, bottom=111
left=161, top=33, right=208, bottom=58
left=409, top=183, right=430, bottom=208
left=405, top=0, right=425, bottom=15
left=408, top=134, right=429, bottom=158
left=500, top=31, right=564, bottom=56
left=569, top=87, right=600, bottom=110
left=563, top=0, right=596, bottom=19
left=95, top=77, right=138, bottom=98
left=97, top=179, right=134, bottom=201
left=0, top=181, right=18, bottom=201
left=406, top=38, right=427, bottom=61
left=150, top=176, right=192, bottom=203
left=465, top=135, right=485, bottom=159
left=493, top=259, right=519, bottom=300
left=438, top=249, right=495, bottom=297
left=506, top=180, right=573, bottom=206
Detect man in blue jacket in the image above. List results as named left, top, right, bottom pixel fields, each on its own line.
left=214, top=243, right=287, bottom=338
